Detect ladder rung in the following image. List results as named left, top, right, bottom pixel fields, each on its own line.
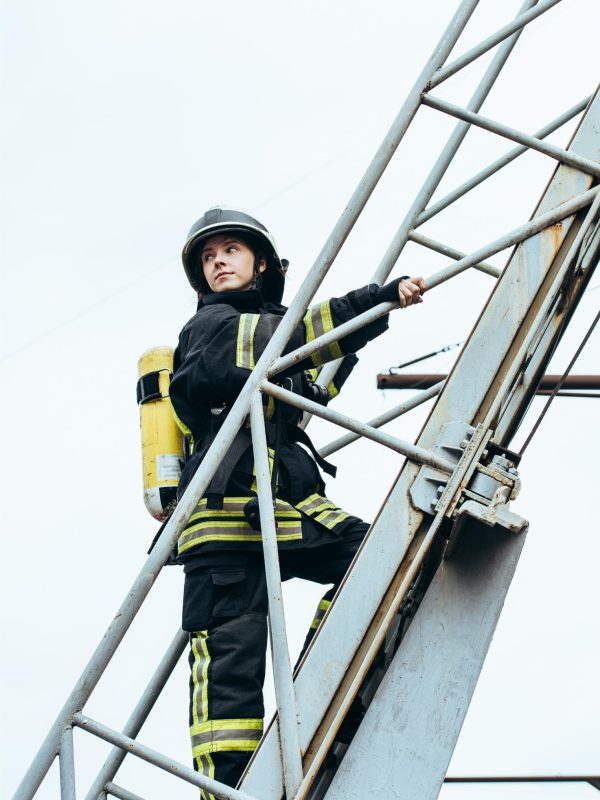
left=319, top=382, right=443, bottom=458
left=260, top=381, right=454, bottom=472
left=72, top=714, right=258, bottom=800
left=422, top=94, right=600, bottom=178
left=408, top=231, right=501, bottom=277
left=415, top=96, right=591, bottom=228
left=105, top=783, right=148, bottom=800
left=428, top=0, right=563, bottom=88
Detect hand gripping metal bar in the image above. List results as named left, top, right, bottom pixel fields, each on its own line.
left=309, top=0, right=540, bottom=405
left=269, top=186, right=598, bottom=381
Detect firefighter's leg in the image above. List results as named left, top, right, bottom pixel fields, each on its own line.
left=183, top=554, right=268, bottom=794
left=281, top=518, right=370, bottom=745
left=281, top=518, right=370, bottom=661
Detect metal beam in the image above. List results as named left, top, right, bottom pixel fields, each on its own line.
left=428, top=0, right=563, bottom=88
left=241, top=86, right=600, bottom=800
left=58, top=727, right=76, bottom=800
left=407, top=231, right=501, bottom=277
left=72, top=714, right=258, bottom=800
left=377, top=373, right=600, bottom=391
left=422, top=94, right=600, bottom=178
left=84, top=630, right=188, bottom=800
left=325, top=516, right=527, bottom=800
left=260, top=381, right=454, bottom=472
left=415, top=97, right=590, bottom=227
left=319, top=382, right=443, bottom=458
left=249, top=395, right=303, bottom=798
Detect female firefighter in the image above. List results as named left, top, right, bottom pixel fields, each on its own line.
left=169, top=206, right=426, bottom=791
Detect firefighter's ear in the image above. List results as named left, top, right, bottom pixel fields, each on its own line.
left=258, top=258, right=267, bottom=274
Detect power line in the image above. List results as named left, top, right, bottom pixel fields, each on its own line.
left=519, top=306, right=600, bottom=455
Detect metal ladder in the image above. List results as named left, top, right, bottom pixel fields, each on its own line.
left=13, top=1, right=600, bottom=799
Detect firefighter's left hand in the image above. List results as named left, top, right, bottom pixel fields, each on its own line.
left=398, top=276, right=426, bottom=308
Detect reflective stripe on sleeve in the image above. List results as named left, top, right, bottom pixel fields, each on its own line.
left=303, top=301, right=344, bottom=367
left=295, top=494, right=350, bottom=530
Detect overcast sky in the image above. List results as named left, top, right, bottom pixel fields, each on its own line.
left=2, top=1, right=599, bottom=798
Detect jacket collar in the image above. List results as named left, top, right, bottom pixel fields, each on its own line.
left=202, top=289, right=264, bottom=312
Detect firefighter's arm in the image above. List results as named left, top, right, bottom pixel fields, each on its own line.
left=300, top=276, right=426, bottom=370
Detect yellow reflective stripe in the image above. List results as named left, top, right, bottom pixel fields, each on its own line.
left=170, top=402, right=195, bottom=452
left=236, top=314, right=260, bottom=369
left=199, top=632, right=210, bottom=722
left=265, top=394, right=276, bottom=421
left=303, top=307, right=321, bottom=366
left=191, top=718, right=263, bottom=736
left=189, top=630, right=210, bottom=732
left=303, top=301, right=344, bottom=367
left=320, top=301, right=344, bottom=360
left=296, top=493, right=336, bottom=515
left=179, top=526, right=303, bottom=554
left=310, top=598, right=332, bottom=629
left=327, top=381, right=339, bottom=399
left=315, top=509, right=350, bottom=529
left=190, top=636, right=202, bottom=728
left=192, top=739, right=261, bottom=758
left=187, top=497, right=301, bottom=525
left=205, top=754, right=215, bottom=800
left=307, top=367, right=320, bottom=381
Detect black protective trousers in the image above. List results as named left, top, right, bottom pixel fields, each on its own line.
left=181, top=519, right=369, bottom=796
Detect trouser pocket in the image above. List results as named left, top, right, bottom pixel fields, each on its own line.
left=182, top=568, right=246, bottom=631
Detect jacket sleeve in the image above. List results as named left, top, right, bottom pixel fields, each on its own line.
left=300, top=280, right=401, bottom=369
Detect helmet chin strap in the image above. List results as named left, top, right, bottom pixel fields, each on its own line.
left=251, top=256, right=264, bottom=293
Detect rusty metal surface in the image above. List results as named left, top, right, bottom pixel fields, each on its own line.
left=377, top=372, right=600, bottom=390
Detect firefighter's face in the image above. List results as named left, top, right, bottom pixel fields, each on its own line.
left=200, top=234, right=266, bottom=293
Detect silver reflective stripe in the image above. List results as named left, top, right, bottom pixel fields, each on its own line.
left=303, top=302, right=344, bottom=367
left=191, top=727, right=263, bottom=750
left=236, top=314, right=260, bottom=369
left=296, top=494, right=336, bottom=516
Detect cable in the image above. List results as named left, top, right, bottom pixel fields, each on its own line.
left=389, top=341, right=463, bottom=372
left=519, top=306, right=600, bottom=455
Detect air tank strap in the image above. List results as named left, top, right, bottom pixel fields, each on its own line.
left=136, top=369, right=171, bottom=404
left=284, top=424, right=337, bottom=478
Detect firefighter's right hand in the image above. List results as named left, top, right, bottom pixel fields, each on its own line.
left=398, top=277, right=426, bottom=308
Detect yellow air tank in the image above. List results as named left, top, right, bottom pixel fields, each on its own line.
left=137, top=346, right=184, bottom=520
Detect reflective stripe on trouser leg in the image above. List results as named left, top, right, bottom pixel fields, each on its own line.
left=189, top=614, right=268, bottom=791
left=296, top=587, right=337, bottom=670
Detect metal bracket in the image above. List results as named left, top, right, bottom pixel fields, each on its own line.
left=410, top=421, right=527, bottom=554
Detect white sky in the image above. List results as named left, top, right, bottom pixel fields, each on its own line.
left=2, top=1, right=599, bottom=798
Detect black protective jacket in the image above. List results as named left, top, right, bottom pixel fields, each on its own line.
left=169, top=281, right=400, bottom=560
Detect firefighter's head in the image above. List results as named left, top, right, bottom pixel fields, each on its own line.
left=182, top=207, right=288, bottom=302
